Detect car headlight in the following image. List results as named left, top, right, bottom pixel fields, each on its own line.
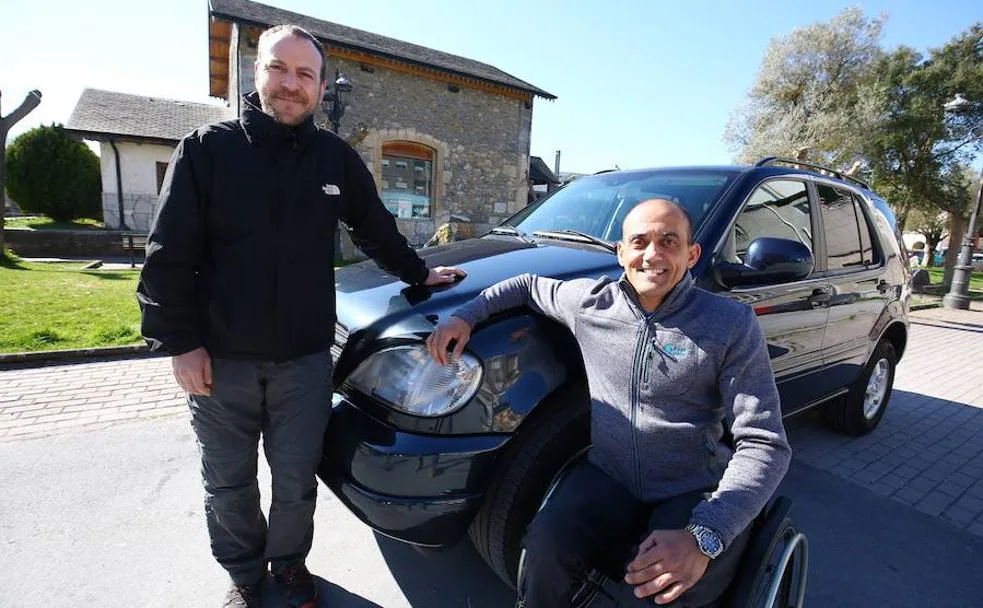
left=344, top=345, right=483, bottom=417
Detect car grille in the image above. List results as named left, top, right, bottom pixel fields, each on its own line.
left=331, top=322, right=349, bottom=365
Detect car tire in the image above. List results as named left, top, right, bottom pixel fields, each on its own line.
left=825, top=340, right=897, bottom=436
left=468, top=387, right=590, bottom=589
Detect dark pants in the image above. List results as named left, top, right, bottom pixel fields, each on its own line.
left=188, top=350, right=333, bottom=585
left=518, top=463, right=751, bottom=608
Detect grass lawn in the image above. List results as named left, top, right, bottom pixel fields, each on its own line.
left=0, top=256, right=142, bottom=353
left=4, top=216, right=104, bottom=230
left=913, top=267, right=983, bottom=302
left=0, top=253, right=359, bottom=353
left=921, top=267, right=983, bottom=290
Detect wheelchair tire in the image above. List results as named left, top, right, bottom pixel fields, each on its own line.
left=468, top=385, right=590, bottom=588
left=825, top=340, right=897, bottom=436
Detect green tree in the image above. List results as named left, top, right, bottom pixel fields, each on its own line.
left=861, top=24, right=983, bottom=285
left=724, top=7, right=885, bottom=167
left=5, top=123, right=101, bottom=222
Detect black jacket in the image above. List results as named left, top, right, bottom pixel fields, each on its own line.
left=137, top=93, right=428, bottom=361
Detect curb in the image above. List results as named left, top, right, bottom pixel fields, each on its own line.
left=0, top=344, right=159, bottom=369
left=910, top=302, right=943, bottom=311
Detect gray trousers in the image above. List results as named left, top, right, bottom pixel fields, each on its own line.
left=518, top=462, right=751, bottom=608
left=188, top=350, right=333, bottom=585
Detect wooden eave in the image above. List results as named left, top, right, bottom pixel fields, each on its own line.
left=64, top=129, right=180, bottom=148
left=209, top=18, right=232, bottom=99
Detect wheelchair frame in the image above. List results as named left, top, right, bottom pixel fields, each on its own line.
left=516, top=449, right=809, bottom=608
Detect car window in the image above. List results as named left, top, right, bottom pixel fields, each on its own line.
left=719, top=179, right=812, bottom=267
left=818, top=184, right=863, bottom=271
left=507, top=170, right=737, bottom=243
left=852, top=194, right=879, bottom=266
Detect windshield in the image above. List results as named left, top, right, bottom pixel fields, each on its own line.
left=507, top=169, right=739, bottom=243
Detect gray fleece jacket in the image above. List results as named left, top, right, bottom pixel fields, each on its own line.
left=452, top=271, right=791, bottom=548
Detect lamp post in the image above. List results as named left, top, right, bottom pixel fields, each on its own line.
left=942, top=93, right=982, bottom=310
left=321, top=70, right=352, bottom=134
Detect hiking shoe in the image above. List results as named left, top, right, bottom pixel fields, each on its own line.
left=274, top=561, right=317, bottom=608
left=222, top=579, right=264, bottom=608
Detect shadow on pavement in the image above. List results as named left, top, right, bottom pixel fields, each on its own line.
left=261, top=575, right=383, bottom=607
left=373, top=532, right=518, bottom=607
left=779, top=460, right=983, bottom=607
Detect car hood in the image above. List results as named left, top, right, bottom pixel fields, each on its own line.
left=334, top=236, right=621, bottom=333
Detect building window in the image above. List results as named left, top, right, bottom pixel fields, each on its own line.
left=381, top=141, right=435, bottom=218
left=156, top=162, right=169, bottom=194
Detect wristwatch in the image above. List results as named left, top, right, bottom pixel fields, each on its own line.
left=685, top=523, right=724, bottom=559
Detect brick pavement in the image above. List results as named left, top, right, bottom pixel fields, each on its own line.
left=0, top=356, right=184, bottom=441
left=2, top=305, right=983, bottom=537
left=787, top=305, right=983, bottom=538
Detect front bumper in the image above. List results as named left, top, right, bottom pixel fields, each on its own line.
left=318, top=393, right=511, bottom=547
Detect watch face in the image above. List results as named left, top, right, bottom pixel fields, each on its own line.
left=701, top=531, right=722, bottom=555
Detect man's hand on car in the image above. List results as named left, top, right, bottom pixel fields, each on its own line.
left=426, top=316, right=472, bottom=365
left=172, top=346, right=213, bottom=396
left=423, top=266, right=467, bottom=286
left=624, top=528, right=710, bottom=604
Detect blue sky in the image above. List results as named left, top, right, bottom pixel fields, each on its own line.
left=0, top=0, right=978, bottom=173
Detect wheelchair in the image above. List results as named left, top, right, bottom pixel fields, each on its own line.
left=516, top=449, right=808, bottom=607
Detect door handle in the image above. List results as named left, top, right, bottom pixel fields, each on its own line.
left=808, top=288, right=831, bottom=307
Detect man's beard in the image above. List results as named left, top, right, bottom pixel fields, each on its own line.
left=258, top=88, right=314, bottom=126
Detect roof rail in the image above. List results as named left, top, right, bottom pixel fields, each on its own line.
left=754, top=156, right=870, bottom=190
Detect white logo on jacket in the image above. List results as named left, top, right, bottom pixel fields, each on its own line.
left=322, top=184, right=341, bottom=196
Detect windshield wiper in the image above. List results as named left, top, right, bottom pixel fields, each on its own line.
left=490, top=225, right=534, bottom=244
left=531, top=229, right=617, bottom=253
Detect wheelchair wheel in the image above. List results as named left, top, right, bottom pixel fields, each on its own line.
left=515, top=447, right=607, bottom=608
left=727, top=496, right=808, bottom=608
left=746, top=519, right=808, bottom=608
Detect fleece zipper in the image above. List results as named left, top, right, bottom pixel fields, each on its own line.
left=630, top=324, right=649, bottom=496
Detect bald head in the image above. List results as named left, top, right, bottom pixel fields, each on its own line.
left=622, top=199, right=693, bottom=245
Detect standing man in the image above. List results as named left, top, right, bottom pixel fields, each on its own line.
left=138, top=25, right=463, bottom=608
left=428, top=199, right=790, bottom=607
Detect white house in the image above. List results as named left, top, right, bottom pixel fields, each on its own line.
left=65, top=89, right=232, bottom=231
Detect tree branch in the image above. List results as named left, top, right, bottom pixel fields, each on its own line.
left=0, top=90, right=42, bottom=130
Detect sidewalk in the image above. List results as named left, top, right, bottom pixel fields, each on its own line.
left=787, top=304, right=983, bottom=538
left=0, top=356, right=183, bottom=441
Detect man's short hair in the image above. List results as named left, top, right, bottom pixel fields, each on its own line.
left=258, top=24, right=328, bottom=84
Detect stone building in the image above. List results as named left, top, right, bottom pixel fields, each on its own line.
left=65, top=89, right=232, bottom=231
left=208, top=0, right=555, bottom=247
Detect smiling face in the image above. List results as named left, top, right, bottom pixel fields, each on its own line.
left=254, top=30, right=327, bottom=126
left=616, top=199, right=701, bottom=312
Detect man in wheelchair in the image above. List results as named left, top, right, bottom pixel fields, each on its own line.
left=428, top=199, right=792, bottom=607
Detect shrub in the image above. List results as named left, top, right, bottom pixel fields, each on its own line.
left=5, top=123, right=101, bottom=222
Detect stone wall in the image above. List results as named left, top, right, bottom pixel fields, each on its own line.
left=6, top=230, right=132, bottom=258
left=235, top=30, right=534, bottom=250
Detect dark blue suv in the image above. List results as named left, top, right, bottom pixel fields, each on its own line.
left=318, top=157, right=912, bottom=587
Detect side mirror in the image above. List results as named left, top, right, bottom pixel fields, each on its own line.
left=717, top=237, right=814, bottom=287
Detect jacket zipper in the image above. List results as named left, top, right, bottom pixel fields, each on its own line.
left=630, top=325, right=648, bottom=496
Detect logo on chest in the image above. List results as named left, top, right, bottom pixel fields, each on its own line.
left=322, top=183, right=341, bottom=196
left=661, top=343, right=690, bottom=359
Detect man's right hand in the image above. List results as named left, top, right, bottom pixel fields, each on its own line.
left=172, top=347, right=213, bottom=396
left=426, top=316, right=472, bottom=365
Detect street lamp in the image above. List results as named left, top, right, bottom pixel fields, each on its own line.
left=942, top=93, right=983, bottom=310
left=321, top=70, right=352, bottom=134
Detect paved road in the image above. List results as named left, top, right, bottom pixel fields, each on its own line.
left=2, top=306, right=983, bottom=607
